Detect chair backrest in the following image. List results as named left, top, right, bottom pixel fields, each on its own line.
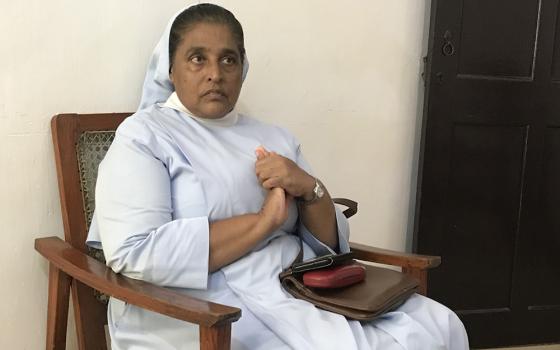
left=51, top=113, right=131, bottom=349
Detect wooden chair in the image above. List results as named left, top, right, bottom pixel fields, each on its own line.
left=35, top=113, right=441, bottom=350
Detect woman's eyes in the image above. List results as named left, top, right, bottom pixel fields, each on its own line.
left=221, top=56, right=237, bottom=65
left=188, top=55, right=237, bottom=65
left=189, top=55, right=204, bottom=64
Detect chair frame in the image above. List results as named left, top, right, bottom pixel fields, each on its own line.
left=36, top=113, right=441, bottom=350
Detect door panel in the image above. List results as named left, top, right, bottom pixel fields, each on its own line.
left=431, top=124, right=527, bottom=311
left=527, top=127, right=560, bottom=307
left=457, top=0, right=540, bottom=79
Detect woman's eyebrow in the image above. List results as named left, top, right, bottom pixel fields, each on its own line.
left=221, top=48, right=240, bottom=57
left=185, top=46, right=206, bottom=56
left=184, top=47, right=239, bottom=57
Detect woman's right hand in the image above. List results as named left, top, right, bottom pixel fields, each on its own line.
left=208, top=187, right=291, bottom=272
left=258, top=187, right=291, bottom=234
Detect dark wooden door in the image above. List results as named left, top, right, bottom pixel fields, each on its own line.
left=414, top=0, right=560, bottom=347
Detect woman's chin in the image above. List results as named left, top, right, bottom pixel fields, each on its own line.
left=196, top=104, right=233, bottom=119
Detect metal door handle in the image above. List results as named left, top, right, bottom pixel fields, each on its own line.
left=442, top=30, right=455, bottom=56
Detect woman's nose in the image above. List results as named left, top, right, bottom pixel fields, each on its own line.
left=206, top=61, right=223, bottom=82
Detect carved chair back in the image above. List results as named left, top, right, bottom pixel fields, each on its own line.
left=51, top=113, right=131, bottom=349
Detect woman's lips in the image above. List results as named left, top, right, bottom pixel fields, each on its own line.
left=202, top=89, right=226, bottom=99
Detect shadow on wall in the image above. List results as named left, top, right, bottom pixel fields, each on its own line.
left=406, top=0, right=432, bottom=252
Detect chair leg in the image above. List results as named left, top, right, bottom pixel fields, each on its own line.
left=402, top=267, right=428, bottom=296
left=46, top=263, right=72, bottom=350
left=199, top=324, right=232, bottom=350
left=71, top=281, right=108, bottom=350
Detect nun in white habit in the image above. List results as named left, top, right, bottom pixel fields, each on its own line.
left=86, top=3, right=469, bottom=349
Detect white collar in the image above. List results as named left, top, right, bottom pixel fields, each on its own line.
left=164, top=92, right=239, bottom=127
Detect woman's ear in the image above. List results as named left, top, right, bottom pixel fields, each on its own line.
left=169, top=67, right=175, bottom=84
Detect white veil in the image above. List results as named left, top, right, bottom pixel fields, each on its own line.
left=138, top=3, right=250, bottom=110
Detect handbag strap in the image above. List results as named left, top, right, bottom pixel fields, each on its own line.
left=280, top=198, right=358, bottom=279
left=279, top=233, right=304, bottom=279
left=332, top=198, right=358, bottom=219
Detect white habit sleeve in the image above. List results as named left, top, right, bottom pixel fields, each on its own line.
left=95, top=118, right=209, bottom=289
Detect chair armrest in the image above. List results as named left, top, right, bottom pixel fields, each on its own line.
left=35, top=236, right=241, bottom=327
left=349, top=241, right=441, bottom=270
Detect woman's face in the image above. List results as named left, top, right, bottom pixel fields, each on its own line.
left=170, top=22, right=243, bottom=119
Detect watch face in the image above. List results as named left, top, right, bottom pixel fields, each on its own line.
left=316, top=182, right=325, bottom=198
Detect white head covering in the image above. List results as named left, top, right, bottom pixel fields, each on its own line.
left=138, top=3, right=250, bottom=110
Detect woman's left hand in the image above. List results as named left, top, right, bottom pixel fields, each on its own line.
left=255, top=146, right=315, bottom=198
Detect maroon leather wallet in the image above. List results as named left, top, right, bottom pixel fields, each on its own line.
left=303, top=263, right=366, bottom=289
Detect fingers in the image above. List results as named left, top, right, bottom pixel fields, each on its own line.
left=255, top=161, right=271, bottom=185
left=255, top=149, right=265, bottom=160
left=255, top=151, right=301, bottom=194
left=255, top=148, right=304, bottom=197
left=256, top=159, right=290, bottom=187
left=270, top=186, right=286, bottom=197
left=255, top=150, right=278, bottom=185
left=255, top=145, right=271, bottom=160
left=262, top=177, right=280, bottom=189
left=259, top=186, right=289, bottom=232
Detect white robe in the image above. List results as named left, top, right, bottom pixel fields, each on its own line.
left=87, top=101, right=469, bottom=350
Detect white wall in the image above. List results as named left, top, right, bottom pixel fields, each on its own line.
left=0, top=0, right=429, bottom=348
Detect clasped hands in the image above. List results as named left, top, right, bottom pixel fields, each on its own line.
left=254, top=146, right=315, bottom=232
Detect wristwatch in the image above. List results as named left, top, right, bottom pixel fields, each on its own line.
left=300, top=178, right=325, bottom=204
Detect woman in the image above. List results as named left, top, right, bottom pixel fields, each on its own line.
left=87, top=3, right=469, bottom=349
